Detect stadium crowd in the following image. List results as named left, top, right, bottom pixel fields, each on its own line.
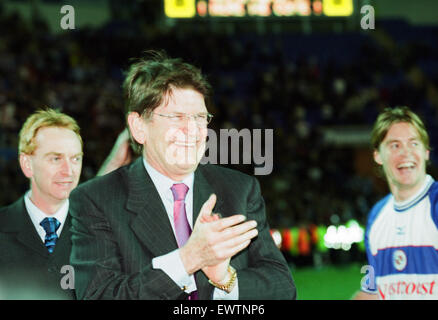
left=1, top=4, right=438, bottom=236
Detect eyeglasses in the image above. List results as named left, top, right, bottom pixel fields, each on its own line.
left=152, top=112, right=213, bottom=126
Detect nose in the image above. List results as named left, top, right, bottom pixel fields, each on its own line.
left=399, top=143, right=413, bottom=156
left=182, top=115, right=199, bottom=137
left=60, top=159, right=73, bottom=176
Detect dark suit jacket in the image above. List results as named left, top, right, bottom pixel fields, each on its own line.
left=69, top=158, right=296, bottom=300
left=0, top=198, right=75, bottom=299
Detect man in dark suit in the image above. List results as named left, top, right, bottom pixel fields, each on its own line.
left=69, top=51, right=296, bottom=300
left=0, top=108, right=83, bottom=299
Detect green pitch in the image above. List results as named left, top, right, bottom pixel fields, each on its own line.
left=291, top=263, right=365, bottom=300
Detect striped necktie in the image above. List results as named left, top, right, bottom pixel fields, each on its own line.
left=40, top=217, right=61, bottom=253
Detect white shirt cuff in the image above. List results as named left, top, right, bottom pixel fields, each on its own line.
left=152, top=249, right=197, bottom=293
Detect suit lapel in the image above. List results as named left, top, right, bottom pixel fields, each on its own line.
left=50, top=214, right=72, bottom=264
left=127, top=158, right=178, bottom=257
left=7, top=198, right=49, bottom=258
left=193, top=167, right=224, bottom=223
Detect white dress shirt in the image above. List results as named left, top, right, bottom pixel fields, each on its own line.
left=24, top=190, right=69, bottom=243
left=144, top=158, right=238, bottom=299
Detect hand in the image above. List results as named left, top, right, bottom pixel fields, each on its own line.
left=179, top=194, right=258, bottom=276
left=198, top=207, right=229, bottom=284
left=97, top=129, right=133, bottom=176
left=199, top=211, right=221, bottom=224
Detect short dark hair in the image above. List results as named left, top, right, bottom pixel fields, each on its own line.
left=123, top=51, right=212, bottom=154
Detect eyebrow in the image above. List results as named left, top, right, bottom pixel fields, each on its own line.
left=44, top=152, right=84, bottom=157
left=385, top=137, right=420, bottom=144
left=171, top=112, right=208, bottom=115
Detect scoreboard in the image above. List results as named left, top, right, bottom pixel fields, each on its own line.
left=164, top=0, right=355, bottom=18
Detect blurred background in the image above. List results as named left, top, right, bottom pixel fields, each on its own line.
left=1, top=0, right=438, bottom=299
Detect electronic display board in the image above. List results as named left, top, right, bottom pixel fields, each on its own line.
left=164, top=0, right=354, bottom=18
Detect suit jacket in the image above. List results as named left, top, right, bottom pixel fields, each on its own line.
left=69, top=158, right=296, bottom=300
left=0, top=197, right=75, bottom=299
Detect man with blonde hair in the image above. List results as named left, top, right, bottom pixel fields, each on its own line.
left=0, top=108, right=83, bottom=299
left=355, top=106, right=438, bottom=300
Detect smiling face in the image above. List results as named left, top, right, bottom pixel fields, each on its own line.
left=20, top=126, right=83, bottom=214
left=129, top=87, right=208, bottom=181
left=374, top=122, right=430, bottom=201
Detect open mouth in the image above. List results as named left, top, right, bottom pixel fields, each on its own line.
left=173, top=141, right=197, bottom=147
left=397, top=162, right=416, bottom=173
left=55, top=182, right=73, bottom=187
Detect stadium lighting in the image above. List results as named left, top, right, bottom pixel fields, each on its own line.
left=271, top=229, right=283, bottom=248
left=323, top=220, right=364, bottom=250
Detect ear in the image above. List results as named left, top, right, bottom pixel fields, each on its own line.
left=127, top=112, right=147, bottom=145
left=19, top=154, right=33, bottom=178
left=373, top=149, right=383, bottom=165
left=426, top=149, right=430, bottom=161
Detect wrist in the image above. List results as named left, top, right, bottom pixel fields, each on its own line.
left=216, top=268, right=231, bottom=285
left=179, top=245, right=200, bottom=275
left=208, top=265, right=237, bottom=293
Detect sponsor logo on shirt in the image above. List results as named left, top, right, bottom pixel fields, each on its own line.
left=378, top=280, right=436, bottom=299
left=393, top=249, right=407, bottom=271
left=396, top=226, right=405, bottom=235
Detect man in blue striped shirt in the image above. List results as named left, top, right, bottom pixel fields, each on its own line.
left=355, top=106, right=438, bottom=300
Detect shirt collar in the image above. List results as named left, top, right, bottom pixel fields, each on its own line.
left=393, top=174, right=434, bottom=212
left=24, top=190, right=69, bottom=233
left=142, top=157, right=194, bottom=196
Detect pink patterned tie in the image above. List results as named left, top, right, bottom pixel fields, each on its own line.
left=171, top=183, right=198, bottom=300
left=171, top=183, right=191, bottom=247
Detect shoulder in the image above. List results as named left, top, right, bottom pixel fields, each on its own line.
left=196, top=165, right=262, bottom=206
left=198, top=163, right=255, bottom=183
left=0, top=197, right=26, bottom=229
left=364, top=194, right=391, bottom=256
left=197, top=164, right=257, bottom=190
left=427, top=181, right=438, bottom=201
left=427, top=181, right=438, bottom=229
left=71, top=163, right=130, bottom=200
left=367, top=194, right=391, bottom=229
left=0, top=197, right=25, bottom=215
